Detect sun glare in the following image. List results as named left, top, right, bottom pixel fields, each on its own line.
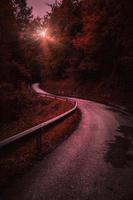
left=39, top=30, right=46, bottom=38
left=33, top=28, right=57, bottom=44
left=36, top=29, right=47, bottom=39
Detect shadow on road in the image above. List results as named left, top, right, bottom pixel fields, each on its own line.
left=105, top=125, right=133, bottom=168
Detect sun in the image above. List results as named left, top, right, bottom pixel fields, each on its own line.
left=39, top=30, right=46, bottom=38
left=37, top=29, right=47, bottom=38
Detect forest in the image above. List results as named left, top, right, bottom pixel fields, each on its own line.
left=0, top=0, right=133, bottom=125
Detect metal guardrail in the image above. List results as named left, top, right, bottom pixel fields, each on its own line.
left=0, top=84, right=77, bottom=150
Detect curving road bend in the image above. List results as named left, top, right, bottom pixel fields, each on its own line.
left=1, top=85, right=133, bottom=200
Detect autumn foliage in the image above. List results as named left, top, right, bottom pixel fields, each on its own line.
left=0, top=0, right=133, bottom=123
left=44, top=0, right=133, bottom=81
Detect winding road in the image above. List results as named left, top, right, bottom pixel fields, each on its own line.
left=1, top=85, right=133, bottom=200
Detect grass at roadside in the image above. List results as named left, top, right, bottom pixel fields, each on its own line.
left=0, top=94, right=72, bottom=141
left=0, top=105, right=81, bottom=189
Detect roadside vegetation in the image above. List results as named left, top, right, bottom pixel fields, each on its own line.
left=42, top=77, right=133, bottom=113
left=0, top=108, right=81, bottom=189
left=0, top=93, right=73, bottom=141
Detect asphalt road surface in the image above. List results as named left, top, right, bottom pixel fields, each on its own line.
left=1, top=88, right=133, bottom=200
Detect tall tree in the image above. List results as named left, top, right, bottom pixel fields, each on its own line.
left=0, top=0, right=32, bottom=123
left=14, top=0, right=33, bottom=31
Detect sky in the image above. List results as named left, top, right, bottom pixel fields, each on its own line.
left=27, top=0, right=55, bottom=17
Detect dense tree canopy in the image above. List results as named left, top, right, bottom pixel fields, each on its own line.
left=0, top=0, right=33, bottom=123
left=0, top=0, right=132, bottom=123
left=43, top=0, right=133, bottom=91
